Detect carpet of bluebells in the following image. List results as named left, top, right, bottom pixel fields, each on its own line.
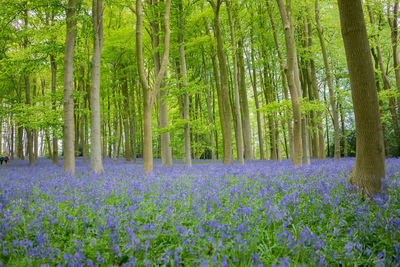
left=0, top=157, right=399, bottom=266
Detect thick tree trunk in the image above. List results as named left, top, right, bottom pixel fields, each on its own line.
left=276, top=0, right=302, bottom=166
left=90, top=0, right=104, bottom=173
left=63, top=0, right=77, bottom=173
left=338, top=0, right=385, bottom=195
left=316, top=0, right=340, bottom=160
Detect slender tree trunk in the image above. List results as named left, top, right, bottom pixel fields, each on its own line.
left=208, top=0, right=232, bottom=164
left=340, top=103, right=348, bottom=157
left=276, top=0, right=302, bottom=166
left=121, top=72, right=131, bottom=161
left=32, top=77, right=38, bottom=160
left=306, top=21, right=325, bottom=159
left=204, top=20, right=223, bottom=162
left=249, top=13, right=264, bottom=160
left=238, top=35, right=253, bottom=161
left=63, top=0, right=77, bottom=173
left=226, top=2, right=244, bottom=164
left=136, top=0, right=171, bottom=173
left=179, top=0, right=192, bottom=166
left=22, top=7, right=34, bottom=166
left=90, top=0, right=104, bottom=173
left=131, top=81, right=137, bottom=162
left=338, top=0, right=385, bottom=195
left=266, top=1, right=294, bottom=161
left=387, top=0, right=400, bottom=125
left=367, top=3, right=400, bottom=155
left=316, top=0, right=340, bottom=160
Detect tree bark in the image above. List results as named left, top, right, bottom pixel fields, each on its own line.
left=226, top=1, right=244, bottom=164
left=266, top=1, right=294, bottom=162
left=249, top=19, right=264, bottom=160
left=387, top=0, right=400, bottom=126
left=151, top=0, right=172, bottom=167
left=368, top=3, right=400, bottom=155
left=276, top=0, right=302, bottom=166
left=338, top=0, right=385, bottom=195
left=238, top=34, right=253, bottom=161
left=90, top=0, right=104, bottom=173
left=23, top=6, right=34, bottom=166
left=121, top=71, right=131, bottom=161
left=63, top=0, right=77, bottom=173
left=209, top=0, right=232, bottom=164
left=178, top=0, right=192, bottom=167
left=136, top=0, right=171, bottom=173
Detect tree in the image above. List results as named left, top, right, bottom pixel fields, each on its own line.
left=315, top=0, right=340, bottom=160
left=178, top=0, right=192, bottom=167
left=63, top=0, right=78, bottom=174
left=226, top=0, right=244, bottom=164
left=209, top=0, right=232, bottom=164
left=90, top=0, right=104, bottom=174
left=136, top=0, right=171, bottom=173
left=337, top=0, right=385, bottom=195
left=276, top=0, right=302, bottom=166
left=151, top=0, right=173, bottom=167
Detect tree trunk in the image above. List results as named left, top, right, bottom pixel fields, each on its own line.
left=266, top=1, right=294, bottom=162
left=338, top=0, right=385, bottom=195
left=340, top=103, right=348, bottom=157
left=276, top=0, right=302, bottom=166
left=131, top=81, right=137, bottom=162
left=63, top=0, right=77, bottom=173
left=367, top=3, right=400, bottom=156
left=209, top=0, right=232, bottom=164
left=316, top=0, right=340, bottom=160
left=121, top=72, right=131, bottom=161
left=32, top=77, right=38, bottom=160
left=226, top=2, right=244, bottom=164
left=90, top=0, right=104, bottom=173
left=136, top=0, right=171, bottom=173
left=248, top=11, right=264, bottom=160
left=237, top=36, right=253, bottom=161
left=178, top=0, right=192, bottom=166
left=387, top=0, right=400, bottom=128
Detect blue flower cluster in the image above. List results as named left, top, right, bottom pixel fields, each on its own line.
left=0, top=157, right=399, bottom=266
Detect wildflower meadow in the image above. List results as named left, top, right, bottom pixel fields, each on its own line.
left=0, top=157, right=399, bottom=266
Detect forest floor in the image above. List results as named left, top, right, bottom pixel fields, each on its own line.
left=0, top=157, right=399, bottom=266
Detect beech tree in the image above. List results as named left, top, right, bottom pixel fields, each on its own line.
left=209, top=0, right=233, bottom=164
left=338, top=0, right=385, bottom=195
left=136, top=0, right=171, bottom=173
left=276, top=0, right=302, bottom=166
left=63, top=0, right=77, bottom=173
left=90, top=0, right=104, bottom=174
